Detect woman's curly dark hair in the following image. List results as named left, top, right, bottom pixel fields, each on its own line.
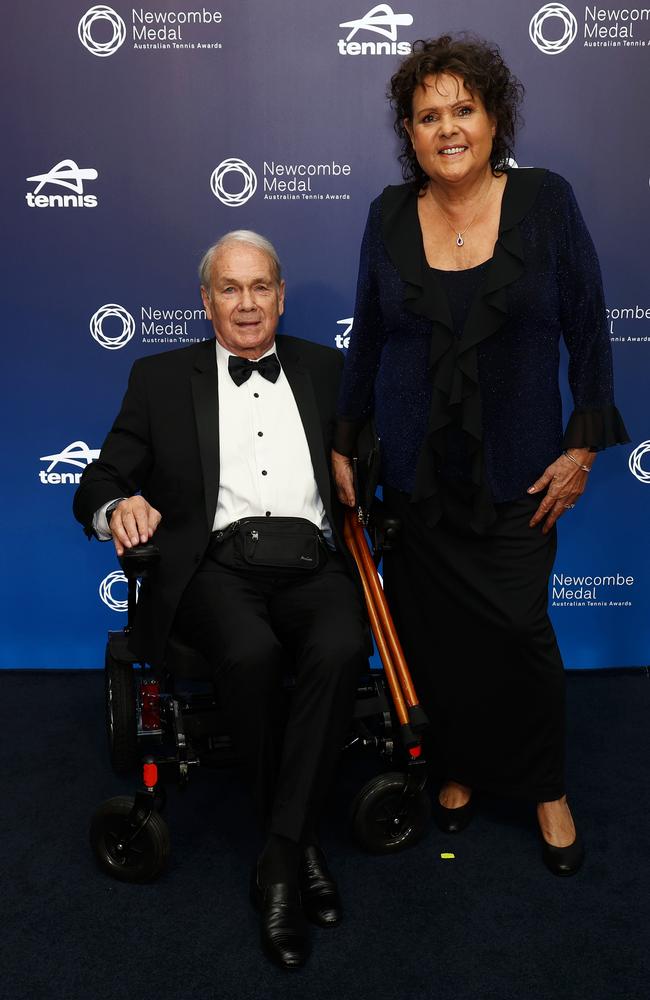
left=389, top=35, right=524, bottom=190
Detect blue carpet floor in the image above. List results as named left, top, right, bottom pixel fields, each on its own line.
left=1, top=670, right=648, bottom=1000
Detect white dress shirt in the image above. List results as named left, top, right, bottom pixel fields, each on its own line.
left=93, top=339, right=331, bottom=540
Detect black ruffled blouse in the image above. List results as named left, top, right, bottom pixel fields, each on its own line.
left=335, top=168, right=629, bottom=532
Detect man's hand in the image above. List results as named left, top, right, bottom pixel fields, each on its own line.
left=527, top=449, right=595, bottom=534
left=331, top=449, right=356, bottom=507
left=109, top=496, right=162, bottom=556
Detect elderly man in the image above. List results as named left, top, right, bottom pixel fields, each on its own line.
left=74, top=231, right=368, bottom=969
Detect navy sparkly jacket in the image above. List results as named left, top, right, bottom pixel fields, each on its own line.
left=335, top=168, right=628, bottom=529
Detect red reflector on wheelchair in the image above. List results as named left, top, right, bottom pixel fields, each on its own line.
left=143, top=763, right=158, bottom=788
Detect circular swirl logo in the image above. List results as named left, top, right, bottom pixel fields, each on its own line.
left=529, top=3, right=577, bottom=55
left=210, top=158, right=258, bottom=207
left=99, top=571, right=133, bottom=612
left=90, top=304, right=135, bottom=351
left=629, top=441, right=650, bottom=483
left=78, top=5, right=127, bottom=58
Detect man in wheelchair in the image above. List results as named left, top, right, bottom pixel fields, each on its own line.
left=74, top=230, right=369, bottom=970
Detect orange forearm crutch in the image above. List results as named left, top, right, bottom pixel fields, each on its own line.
left=344, top=509, right=428, bottom=750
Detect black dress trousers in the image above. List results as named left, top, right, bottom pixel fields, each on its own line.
left=383, top=486, right=566, bottom=802
left=174, top=540, right=368, bottom=842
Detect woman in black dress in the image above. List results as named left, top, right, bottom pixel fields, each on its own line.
left=332, top=35, right=629, bottom=875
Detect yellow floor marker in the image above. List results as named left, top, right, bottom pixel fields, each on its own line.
left=440, top=852, right=456, bottom=860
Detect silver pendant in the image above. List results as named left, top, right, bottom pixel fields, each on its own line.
left=456, top=233, right=464, bottom=247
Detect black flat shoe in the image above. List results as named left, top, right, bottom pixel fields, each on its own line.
left=541, top=833, right=585, bottom=877
left=433, top=796, right=474, bottom=834
left=299, top=845, right=342, bottom=928
left=250, top=868, right=310, bottom=969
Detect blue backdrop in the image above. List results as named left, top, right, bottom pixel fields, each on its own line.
left=2, top=0, right=648, bottom=668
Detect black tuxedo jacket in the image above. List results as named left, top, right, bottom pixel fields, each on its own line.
left=74, top=335, right=351, bottom=664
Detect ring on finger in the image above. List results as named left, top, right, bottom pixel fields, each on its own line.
left=562, top=503, right=576, bottom=509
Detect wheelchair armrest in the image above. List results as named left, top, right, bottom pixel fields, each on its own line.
left=118, top=543, right=160, bottom=579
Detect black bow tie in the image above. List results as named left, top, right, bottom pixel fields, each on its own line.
left=228, top=353, right=281, bottom=387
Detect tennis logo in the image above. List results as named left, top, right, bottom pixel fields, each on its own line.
left=39, top=441, right=100, bottom=485
left=78, top=5, right=127, bottom=57
left=338, top=4, right=414, bottom=55
left=334, top=317, right=354, bottom=350
left=25, top=160, right=98, bottom=208
left=629, top=441, right=650, bottom=483
left=210, top=158, right=258, bottom=207
left=529, top=3, right=577, bottom=54
left=90, top=304, right=136, bottom=350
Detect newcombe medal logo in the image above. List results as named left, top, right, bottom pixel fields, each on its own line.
left=99, top=571, right=135, bottom=612
left=210, top=157, right=352, bottom=204
left=78, top=5, right=127, bottom=57
left=629, top=441, right=650, bottom=483
left=90, top=304, right=136, bottom=350
left=210, top=159, right=258, bottom=207
left=529, top=3, right=577, bottom=54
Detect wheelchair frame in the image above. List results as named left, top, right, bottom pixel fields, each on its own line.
left=90, top=508, right=431, bottom=882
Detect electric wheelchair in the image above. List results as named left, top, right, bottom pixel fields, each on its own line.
left=90, top=508, right=431, bottom=883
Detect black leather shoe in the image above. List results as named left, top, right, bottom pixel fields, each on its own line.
left=299, top=845, right=342, bottom=928
left=433, top=796, right=474, bottom=834
left=541, top=833, right=585, bottom=877
left=250, top=868, right=310, bottom=969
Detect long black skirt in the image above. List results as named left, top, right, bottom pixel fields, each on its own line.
left=383, top=485, right=566, bottom=802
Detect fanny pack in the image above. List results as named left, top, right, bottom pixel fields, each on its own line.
left=211, top=517, right=325, bottom=572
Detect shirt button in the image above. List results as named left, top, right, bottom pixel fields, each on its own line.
left=253, top=392, right=259, bottom=398
left=258, top=431, right=263, bottom=437
left=261, top=470, right=268, bottom=476
left=265, top=511, right=271, bottom=517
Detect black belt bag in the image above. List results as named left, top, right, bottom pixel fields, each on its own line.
left=211, top=517, right=326, bottom=572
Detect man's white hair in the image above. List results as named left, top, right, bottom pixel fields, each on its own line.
left=198, top=230, right=282, bottom=289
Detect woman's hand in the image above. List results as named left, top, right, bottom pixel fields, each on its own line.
left=527, top=449, right=595, bottom=534
left=331, top=449, right=356, bottom=507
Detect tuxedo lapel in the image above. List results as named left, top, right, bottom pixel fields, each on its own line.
left=277, top=340, right=333, bottom=519
left=191, top=340, right=220, bottom=530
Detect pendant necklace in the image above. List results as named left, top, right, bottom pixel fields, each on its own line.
left=429, top=174, right=493, bottom=247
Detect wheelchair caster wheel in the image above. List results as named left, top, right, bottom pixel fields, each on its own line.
left=105, top=653, right=138, bottom=774
left=90, top=796, right=170, bottom=882
left=350, top=772, right=431, bottom=854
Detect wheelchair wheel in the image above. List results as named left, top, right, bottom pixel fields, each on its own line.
left=89, top=796, right=170, bottom=883
left=105, top=650, right=138, bottom=774
left=350, top=772, right=431, bottom=854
